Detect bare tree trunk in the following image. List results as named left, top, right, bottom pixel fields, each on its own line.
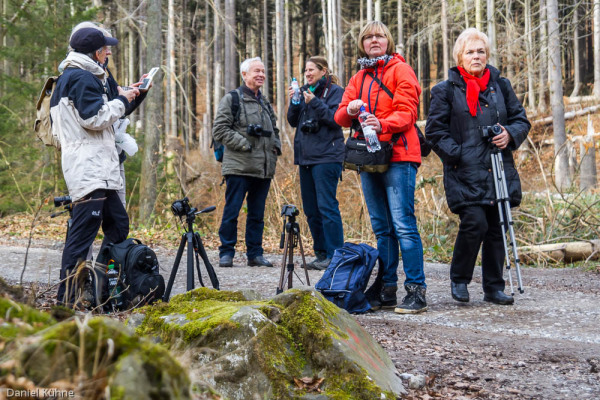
left=374, top=0, right=380, bottom=21
left=204, top=5, right=213, bottom=152
left=214, top=0, right=224, bottom=114
left=441, top=0, right=448, bottom=79
left=336, top=0, right=344, bottom=83
left=525, top=0, right=536, bottom=109
left=276, top=0, right=285, bottom=137
left=463, top=0, right=469, bottom=28
left=475, top=0, right=482, bottom=31
left=366, top=0, right=372, bottom=21
left=139, top=0, right=163, bottom=224
left=594, top=0, right=600, bottom=99
left=487, top=0, right=497, bottom=65
left=321, top=0, right=330, bottom=65
left=570, top=1, right=581, bottom=98
left=224, top=0, right=236, bottom=91
left=262, top=0, right=270, bottom=99
left=166, top=0, right=176, bottom=172
left=580, top=116, right=598, bottom=190
left=397, top=0, right=404, bottom=55
left=547, top=0, right=571, bottom=190
left=538, top=0, right=548, bottom=112
left=285, top=0, right=292, bottom=80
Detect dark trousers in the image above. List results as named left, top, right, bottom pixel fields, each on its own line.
left=299, top=163, right=344, bottom=259
left=58, top=189, right=129, bottom=306
left=450, top=205, right=505, bottom=293
left=218, top=175, right=271, bottom=259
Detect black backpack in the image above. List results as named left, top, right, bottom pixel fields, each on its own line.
left=211, top=89, right=241, bottom=162
left=97, top=238, right=165, bottom=309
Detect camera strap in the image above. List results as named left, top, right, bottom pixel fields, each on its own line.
left=489, top=86, right=500, bottom=124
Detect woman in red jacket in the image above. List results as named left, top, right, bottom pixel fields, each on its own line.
left=334, top=21, right=426, bottom=314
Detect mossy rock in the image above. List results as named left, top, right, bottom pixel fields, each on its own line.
left=3, top=316, right=191, bottom=399
left=135, top=287, right=405, bottom=399
left=0, top=296, right=56, bottom=350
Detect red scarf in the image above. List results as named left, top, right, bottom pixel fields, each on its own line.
left=457, top=66, right=490, bottom=116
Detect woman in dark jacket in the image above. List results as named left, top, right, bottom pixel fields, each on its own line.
left=426, top=28, right=531, bottom=305
left=287, top=56, right=345, bottom=270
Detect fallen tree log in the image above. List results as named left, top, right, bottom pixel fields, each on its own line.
left=519, top=240, right=600, bottom=264
left=532, top=105, right=600, bottom=126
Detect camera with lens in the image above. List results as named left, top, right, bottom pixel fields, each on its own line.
left=300, top=119, right=320, bottom=134
left=247, top=124, right=263, bottom=137
left=281, top=204, right=300, bottom=218
left=54, top=196, right=72, bottom=208
left=171, top=197, right=194, bottom=217
left=480, top=124, right=502, bottom=140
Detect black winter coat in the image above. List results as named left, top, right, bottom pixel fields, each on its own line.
left=425, top=66, right=531, bottom=214
left=287, top=77, right=345, bottom=165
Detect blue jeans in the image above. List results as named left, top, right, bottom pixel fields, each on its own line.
left=299, top=163, right=344, bottom=258
left=360, top=162, right=425, bottom=287
left=219, top=175, right=271, bottom=259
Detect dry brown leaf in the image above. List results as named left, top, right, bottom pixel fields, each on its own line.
left=293, top=376, right=324, bottom=392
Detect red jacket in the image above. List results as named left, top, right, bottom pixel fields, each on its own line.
left=334, top=54, right=422, bottom=163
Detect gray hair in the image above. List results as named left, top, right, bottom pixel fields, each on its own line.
left=452, top=28, right=490, bottom=66
left=240, top=57, right=263, bottom=75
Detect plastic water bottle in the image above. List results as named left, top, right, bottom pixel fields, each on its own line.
left=359, top=106, right=381, bottom=152
left=106, top=260, right=124, bottom=310
left=291, top=78, right=302, bottom=105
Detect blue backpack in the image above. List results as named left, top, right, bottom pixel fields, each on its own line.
left=314, top=242, right=379, bottom=314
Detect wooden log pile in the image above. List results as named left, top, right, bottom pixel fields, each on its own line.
left=519, top=240, right=600, bottom=264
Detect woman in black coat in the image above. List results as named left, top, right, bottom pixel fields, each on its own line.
left=287, top=56, right=345, bottom=270
left=425, top=28, right=531, bottom=305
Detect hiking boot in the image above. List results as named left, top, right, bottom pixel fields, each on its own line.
left=219, top=254, right=233, bottom=268
left=248, top=255, right=274, bottom=268
left=306, top=258, right=331, bottom=271
left=395, top=284, right=428, bottom=314
left=451, top=282, right=470, bottom=302
left=483, top=290, right=514, bottom=305
left=304, top=252, right=327, bottom=269
left=380, top=285, right=398, bottom=309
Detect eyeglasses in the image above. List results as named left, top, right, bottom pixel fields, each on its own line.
left=363, top=34, right=386, bottom=42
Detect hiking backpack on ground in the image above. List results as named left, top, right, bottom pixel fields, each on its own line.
left=97, top=238, right=165, bottom=309
left=314, top=242, right=379, bottom=314
left=34, top=75, right=61, bottom=150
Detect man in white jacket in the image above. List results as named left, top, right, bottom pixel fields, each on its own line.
left=51, top=27, right=139, bottom=307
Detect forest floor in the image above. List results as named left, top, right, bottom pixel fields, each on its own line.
left=0, top=235, right=598, bottom=399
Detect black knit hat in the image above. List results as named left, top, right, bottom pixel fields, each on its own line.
left=69, top=27, right=118, bottom=53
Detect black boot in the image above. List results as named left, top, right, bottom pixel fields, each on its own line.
left=484, top=290, right=514, bottom=305
left=395, top=284, right=428, bottom=314
left=451, top=282, right=469, bottom=302
left=380, top=286, right=398, bottom=309
left=365, top=263, right=384, bottom=311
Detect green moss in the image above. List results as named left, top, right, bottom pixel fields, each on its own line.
left=136, top=288, right=269, bottom=345
left=324, top=365, right=396, bottom=400
left=0, top=297, right=56, bottom=341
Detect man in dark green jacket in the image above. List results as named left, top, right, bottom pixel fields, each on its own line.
left=213, top=57, right=281, bottom=268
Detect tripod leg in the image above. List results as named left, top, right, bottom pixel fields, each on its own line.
left=277, top=232, right=290, bottom=294
left=164, top=235, right=186, bottom=302
left=287, top=233, right=294, bottom=290
left=297, top=232, right=310, bottom=286
left=186, top=232, right=195, bottom=292
left=194, top=246, right=205, bottom=288
left=194, top=232, right=220, bottom=290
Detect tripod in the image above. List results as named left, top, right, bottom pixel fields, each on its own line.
left=490, top=147, right=524, bottom=295
left=163, top=206, right=220, bottom=302
left=277, top=208, right=310, bottom=294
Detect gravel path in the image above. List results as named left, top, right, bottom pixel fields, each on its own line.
left=1, top=237, right=599, bottom=399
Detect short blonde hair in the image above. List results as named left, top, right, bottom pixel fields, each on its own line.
left=452, top=28, right=490, bottom=66
left=357, top=21, right=396, bottom=58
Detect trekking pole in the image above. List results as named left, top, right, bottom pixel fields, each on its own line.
left=490, top=150, right=524, bottom=295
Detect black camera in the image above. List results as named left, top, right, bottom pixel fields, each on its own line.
left=281, top=204, right=300, bottom=218
left=171, top=197, right=193, bottom=217
left=480, top=124, right=502, bottom=140
left=54, top=196, right=72, bottom=207
left=247, top=124, right=263, bottom=137
left=300, top=120, right=319, bottom=134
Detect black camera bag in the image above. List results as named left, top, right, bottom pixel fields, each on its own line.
left=344, top=135, right=395, bottom=173
left=97, top=238, right=165, bottom=309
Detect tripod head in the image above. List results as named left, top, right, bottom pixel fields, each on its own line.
left=172, top=197, right=215, bottom=229
left=280, top=204, right=300, bottom=249
left=50, top=195, right=73, bottom=218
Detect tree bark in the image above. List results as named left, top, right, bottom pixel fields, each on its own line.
left=275, top=0, right=285, bottom=141
left=547, top=0, right=571, bottom=190
left=224, top=0, right=236, bottom=91
left=580, top=116, right=598, bottom=190
left=594, top=0, right=600, bottom=98
left=525, top=0, right=536, bottom=109
left=366, top=0, right=372, bottom=21
left=397, top=0, right=404, bottom=55
left=441, top=0, right=448, bottom=79
left=570, top=1, right=581, bottom=98
left=475, top=0, right=482, bottom=31
left=139, top=0, right=163, bottom=224
left=213, top=0, right=224, bottom=114
left=166, top=0, right=177, bottom=171
left=538, top=0, right=548, bottom=112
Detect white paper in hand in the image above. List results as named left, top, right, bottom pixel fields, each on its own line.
left=113, top=118, right=138, bottom=156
